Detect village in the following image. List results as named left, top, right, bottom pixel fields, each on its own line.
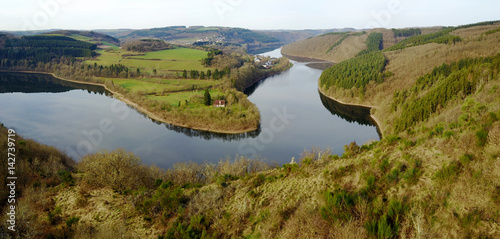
left=253, top=55, right=279, bottom=69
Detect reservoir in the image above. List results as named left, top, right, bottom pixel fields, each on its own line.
left=0, top=49, right=379, bottom=168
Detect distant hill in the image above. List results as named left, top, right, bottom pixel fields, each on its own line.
left=256, top=28, right=355, bottom=45
left=1, top=29, right=63, bottom=36
left=45, top=30, right=120, bottom=48
left=121, top=39, right=175, bottom=52
left=110, top=26, right=281, bottom=54
left=281, top=26, right=458, bottom=62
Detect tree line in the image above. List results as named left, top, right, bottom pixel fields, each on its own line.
left=392, top=28, right=422, bottom=38
left=182, top=67, right=228, bottom=80
left=0, top=35, right=96, bottom=65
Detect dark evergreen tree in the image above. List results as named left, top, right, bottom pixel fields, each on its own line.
left=204, top=89, right=211, bottom=106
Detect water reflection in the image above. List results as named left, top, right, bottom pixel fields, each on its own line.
left=319, top=92, right=381, bottom=138
left=155, top=117, right=260, bottom=141
left=0, top=72, right=259, bottom=141
left=0, top=72, right=108, bottom=95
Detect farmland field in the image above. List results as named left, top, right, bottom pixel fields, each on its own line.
left=85, top=47, right=212, bottom=73
left=128, top=48, right=209, bottom=61
left=146, top=88, right=224, bottom=107
left=101, top=77, right=221, bottom=95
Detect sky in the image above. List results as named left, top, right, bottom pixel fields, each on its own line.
left=1, top=0, right=499, bottom=31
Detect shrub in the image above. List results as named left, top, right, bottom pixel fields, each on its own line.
left=215, top=174, right=238, bottom=187
left=459, top=153, right=474, bottom=165
left=386, top=168, right=400, bottom=184
left=365, top=199, right=405, bottom=239
left=434, top=161, right=461, bottom=182
left=321, top=189, right=359, bottom=222
left=301, top=157, right=313, bottom=166
left=282, top=163, right=299, bottom=175
left=476, top=128, right=488, bottom=146
left=78, top=149, right=148, bottom=192
left=443, top=130, right=455, bottom=139
left=342, top=141, right=361, bottom=158
left=66, top=216, right=80, bottom=228
left=48, top=206, right=62, bottom=225
left=252, top=174, right=266, bottom=187
left=379, top=159, right=391, bottom=173
left=57, top=170, right=75, bottom=186
left=402, top=159, right=422, bottom=185
left=385, top=135, right=400, bottom=145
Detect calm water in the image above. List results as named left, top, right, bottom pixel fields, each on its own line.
left=0, top=49, right=379, bottom=168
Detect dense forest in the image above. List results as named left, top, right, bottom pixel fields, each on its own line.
left=392, top=28, right=422, bottom=38
left=320, top=51, right=385, bottom=90
left=122, top=39, right=175, bottom=52
left=0, top=35, right=96, bottom=66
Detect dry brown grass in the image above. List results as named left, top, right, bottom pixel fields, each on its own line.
left=323, top=24, right=500, bottom=135
left=281, top=34, right=345, bottom=61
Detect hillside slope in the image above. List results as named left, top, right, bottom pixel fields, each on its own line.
left=46, top=30, right=120, bottom=49
left=281, top=28, right=444, bottom=63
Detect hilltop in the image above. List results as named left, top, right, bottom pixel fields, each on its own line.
left=45, top=30, right=120, bottom=47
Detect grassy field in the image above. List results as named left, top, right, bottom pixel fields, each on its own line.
left=69, top=34, right=93, bottom=42
left=128, top=47, right=209, bottom=61
left=67, top=34, right=119, bottom=49
left=147, top=88, right=223, bottom=107
left=85, top=47, right=212, bottom=73
left=101, top=77, right=220, bottom=95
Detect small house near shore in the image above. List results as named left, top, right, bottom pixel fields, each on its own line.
left=214, top=100, right=226, bottom=108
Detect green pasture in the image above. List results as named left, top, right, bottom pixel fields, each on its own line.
left=147, top=88, right=224, bottom=107
left=104, top=78, right=220, bottom=95
left=70, top=34, right=93, bottom=42
left=85, top=47, right=211, bottom=73
left=128, top=48, right=208, bottom=61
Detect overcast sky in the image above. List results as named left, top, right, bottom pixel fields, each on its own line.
left=1, top=0, right=499, bottom=31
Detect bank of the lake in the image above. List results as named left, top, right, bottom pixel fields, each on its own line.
left=1, top=70, right=259, bottom=134
left=317, top=86, right=384, bottom=138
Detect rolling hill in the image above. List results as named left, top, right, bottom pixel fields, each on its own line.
left=45, top=30, right=120, bottom=49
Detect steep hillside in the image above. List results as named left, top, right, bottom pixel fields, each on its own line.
left=281, top=28, right=444, bottom=63
left=257, top=28, right=355, bottom=45
left=281, top=31, right=371, bottom=62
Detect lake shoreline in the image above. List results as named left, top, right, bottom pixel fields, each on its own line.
left=317, top=86, right=384, bottom=138
left=1, top=70, right=259, bottom=134
left=241, top=62, right=293, bottom=92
